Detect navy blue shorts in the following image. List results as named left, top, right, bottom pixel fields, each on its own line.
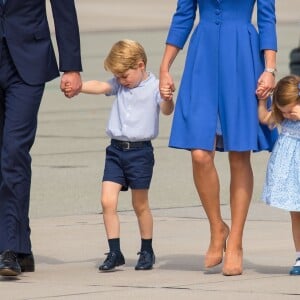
left=102, top=140, right=155, bottom=191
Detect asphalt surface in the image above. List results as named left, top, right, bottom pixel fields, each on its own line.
left=1, top=1, right=300, bottom=299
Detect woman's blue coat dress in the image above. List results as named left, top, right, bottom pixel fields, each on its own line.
left=167, top=0, right=278, bottom=151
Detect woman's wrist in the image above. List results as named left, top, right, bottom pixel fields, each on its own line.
left=159, top=66, right=170, bottom=74
left=264, top=68, right=277, bottom=77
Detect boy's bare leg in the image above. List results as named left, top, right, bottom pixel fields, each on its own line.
left=132, top=189, right=153, bottom=239
left=132, top=189, right=155, bottom=270
left=101, top=181, right=122, bottom=238
left=98, top=181, right=125, bottom=271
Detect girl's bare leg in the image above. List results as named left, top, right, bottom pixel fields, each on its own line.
left=290, top=212, right=300, bottom=251
left=289, top=212, right=300, bottom=274
left=191, top=149, right=229, bottom=268
left=223, top=151, right=253, bottom=276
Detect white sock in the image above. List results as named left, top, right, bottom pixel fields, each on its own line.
left=294, top=252, right=300, bottom=266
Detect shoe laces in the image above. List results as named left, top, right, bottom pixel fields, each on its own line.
left=137, top=251, right=149, bottom=262
left=103, top=252, right=116, bottom=263
left=2, top=250, right=17, bottom=262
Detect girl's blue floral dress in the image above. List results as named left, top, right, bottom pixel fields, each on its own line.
left=262, top=119, right=300, bottom=211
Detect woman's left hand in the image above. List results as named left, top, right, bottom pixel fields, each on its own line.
left=255, top=72, right=276, bottom=100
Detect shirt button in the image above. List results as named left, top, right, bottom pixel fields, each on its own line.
left=215, top=9, right=221, bottom=15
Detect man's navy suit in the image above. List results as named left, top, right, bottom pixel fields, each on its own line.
left=0, top=0, right=82, bottom=254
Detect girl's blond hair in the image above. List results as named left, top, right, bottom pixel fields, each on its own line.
left=104, top=39, right=147, bottom=76
left=272, top=75, right=300, bottom=123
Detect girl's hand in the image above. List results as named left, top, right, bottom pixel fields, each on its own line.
left=289, top=104, right=300, bottom=121
left=256, top=85, right=268, bottom=101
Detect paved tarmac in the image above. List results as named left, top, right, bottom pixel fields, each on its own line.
left=1, top=1, right=300, bottom=299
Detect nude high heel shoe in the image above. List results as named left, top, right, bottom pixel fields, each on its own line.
left=204, top=223, right=230, bottom=268
left=222, top=248, right=243, bottom=276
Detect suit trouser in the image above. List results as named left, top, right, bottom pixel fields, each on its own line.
left=0, top=41, right=45, bottom=254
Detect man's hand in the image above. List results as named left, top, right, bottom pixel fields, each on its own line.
left=60, top=71, right=82, bottom=98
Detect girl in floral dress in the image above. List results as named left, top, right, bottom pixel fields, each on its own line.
left=257, top=75, right=300, bottom=275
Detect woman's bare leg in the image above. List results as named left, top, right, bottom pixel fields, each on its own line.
left=191, top=149, right=229, bottom=268
left=223, top=151, right=253, bottom=275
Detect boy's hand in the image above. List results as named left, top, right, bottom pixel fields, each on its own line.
left=159, top=71, right=175, bottom=101
left=160, top=85, right=175, bottom=101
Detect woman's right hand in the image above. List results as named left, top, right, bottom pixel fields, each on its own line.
left=159, top=44, right=180, bottom=101
left=159, top=71, right=175, bottom=101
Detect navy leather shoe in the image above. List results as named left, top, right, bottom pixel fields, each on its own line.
left=0, top=250, right=21, bottom=276
left=135, top=250, right=155, bottom=270
left=18, top=253, right=35, bottom=272
left=289, top=258, right=300, bottom=275
left=99, top=251, right=125, bottom=271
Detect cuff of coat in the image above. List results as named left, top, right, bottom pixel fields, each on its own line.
left=259, top=27, right=278, bottom=51
left=166, top=31, right=188, bottom=49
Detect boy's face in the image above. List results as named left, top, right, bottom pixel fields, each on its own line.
left=115, top=62, right=146, bottom=89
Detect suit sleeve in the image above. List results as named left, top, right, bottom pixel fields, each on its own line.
left=257, top=0, right=277, bottom=51
left=50, top=0, right=82, bottom=72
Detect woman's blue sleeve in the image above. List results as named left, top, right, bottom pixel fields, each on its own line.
left=166, top=0, right=198, bottom=49
left=257, top=0, right=277, bottom=51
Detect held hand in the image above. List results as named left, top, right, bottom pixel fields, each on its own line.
left=64, top=82, right=72, bottom=92
left=159, top=71, right=175, bottom=101
left=60, top=71, right=82, bottom=98
left=160, top=85, right=175, bottom=101
left=256, top=85, right=268, bottom=101
left=256, top=72, right=275, bottom=100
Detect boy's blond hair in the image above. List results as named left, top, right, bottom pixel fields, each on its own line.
left=104, top=39, right=147, bottom=76
left=272, top=75, right=300, bottom=123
